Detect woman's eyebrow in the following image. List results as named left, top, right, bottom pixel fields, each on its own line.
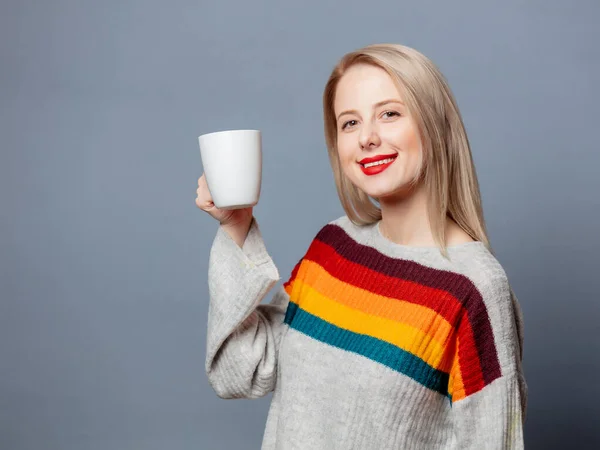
left=337, top=99, right=404, bottom=121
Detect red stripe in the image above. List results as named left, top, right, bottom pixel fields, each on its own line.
left=316, top=224, right=472, bottom=299
left=305, top=239, right=464, bottom=324
left=457, top=319, right=486, bottom=395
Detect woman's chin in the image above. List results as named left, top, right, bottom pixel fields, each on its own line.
left=362, top=183, right=415, bottom=203
left=360, top=181, right=401, bottom=198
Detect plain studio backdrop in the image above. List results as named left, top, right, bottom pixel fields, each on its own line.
left=1, top=0, right=598, bottom=449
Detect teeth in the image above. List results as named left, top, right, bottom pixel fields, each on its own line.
left=363, top=157, right=395, bottom=168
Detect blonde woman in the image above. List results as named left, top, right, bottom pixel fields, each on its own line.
left=196, top=43, right=527, bottom=449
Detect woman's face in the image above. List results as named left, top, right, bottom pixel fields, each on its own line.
left=334, top=63, right=423, bottom=201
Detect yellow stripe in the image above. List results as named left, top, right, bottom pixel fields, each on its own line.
left=301, top=259, right=454, bottom=346
left=292, top=279, right=449, bottom=371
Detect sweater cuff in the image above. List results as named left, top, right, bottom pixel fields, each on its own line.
left=215, top=216, right=279, bottom=281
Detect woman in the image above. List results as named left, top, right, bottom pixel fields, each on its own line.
left=196, top=43, right=527, bottom=449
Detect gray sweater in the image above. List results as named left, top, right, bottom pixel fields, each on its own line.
left=205, top=215, right=527, bottom=449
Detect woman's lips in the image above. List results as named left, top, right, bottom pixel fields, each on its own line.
left=359, top=156, right=397, bottom=176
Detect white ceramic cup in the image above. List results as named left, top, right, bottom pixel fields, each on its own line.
left=198, top=129, right=262, bottom=210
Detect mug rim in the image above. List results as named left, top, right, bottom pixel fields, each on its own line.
left=199, top=129, right=260, bottom=140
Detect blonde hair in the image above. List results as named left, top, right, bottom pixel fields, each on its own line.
left=323, top=43, right=492, bottom=257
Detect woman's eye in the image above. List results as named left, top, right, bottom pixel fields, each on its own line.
left=382, top=111, right=400, bottom=119
left=342, top=120, right=357, bottom=130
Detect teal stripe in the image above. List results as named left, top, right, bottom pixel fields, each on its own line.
left=284, top=301, right=449, bottom=396
left=284, top=300, right=300, bottom=324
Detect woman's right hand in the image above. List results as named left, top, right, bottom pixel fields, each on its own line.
left=195, top=174, right=254, bottom=242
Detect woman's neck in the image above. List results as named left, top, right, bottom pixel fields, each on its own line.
left=378, top=182, right=437, bottom=247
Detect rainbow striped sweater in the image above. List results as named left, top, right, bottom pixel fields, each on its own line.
left=206, top=215, right=527, bottom=449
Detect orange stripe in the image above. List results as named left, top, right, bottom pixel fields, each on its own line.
left=301, top=259, right=454, bottom=349
left=449, top=338, right=466, bottom=401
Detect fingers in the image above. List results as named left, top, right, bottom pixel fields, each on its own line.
left=195, top=195, right=215, bottom=211
left=196, top=174, right=215, bottom=212
left=196, top=196, right=211, bottom=210
left=196, top=189, right=211, bottom=209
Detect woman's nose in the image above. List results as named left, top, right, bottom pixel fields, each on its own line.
left=359, top=122, right=381, bottom=149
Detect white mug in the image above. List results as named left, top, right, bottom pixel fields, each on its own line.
left=198, top=129, right=262, bottom=210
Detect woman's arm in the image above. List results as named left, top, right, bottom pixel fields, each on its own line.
left=204, top=217, right=289, bottom=399
left=450, top=276, right=528, bottom=449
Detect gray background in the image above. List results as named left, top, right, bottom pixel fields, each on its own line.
left=1, top=0, right=598, bottom=449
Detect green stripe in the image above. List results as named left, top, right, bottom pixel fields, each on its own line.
left=284, top=302, right=449, bottom=396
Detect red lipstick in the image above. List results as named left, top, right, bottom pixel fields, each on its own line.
left=358, top=153, right=397, bottom=176
left=358, top=153, right=398, bottom=165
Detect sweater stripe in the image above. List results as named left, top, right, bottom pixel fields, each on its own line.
left=303, top=237, right=485, bottom=394
left=305, top=240, right=462, bottom=325
left=286, top=279, right=449, bottom=371
left=283, top=224, right=502, bottom=400
left=313, top=225, right=501, bottom=389
left=299, top=259, right=454, bottom=347
left=315, top=225, right=472, bottom=297
left=283, top=301, right=450, bottom=395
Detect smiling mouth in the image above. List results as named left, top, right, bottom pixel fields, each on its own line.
left=359, top=156, right=397, bottom=168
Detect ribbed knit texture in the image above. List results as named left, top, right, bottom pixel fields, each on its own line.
left=205, top=215, right=527, bottom=449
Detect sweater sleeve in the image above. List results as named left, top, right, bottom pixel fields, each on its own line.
left=204, top=217, right=290, bottom=399
left=449, top=275, right=528, bottom=449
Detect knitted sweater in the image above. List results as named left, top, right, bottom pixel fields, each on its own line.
left=205, top=215, right=527, bottom=449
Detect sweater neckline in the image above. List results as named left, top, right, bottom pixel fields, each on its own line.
left=372, top=221, right=487, bottom=253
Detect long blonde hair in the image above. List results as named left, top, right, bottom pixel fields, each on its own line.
left=323, top=43, right=492, bottom=257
